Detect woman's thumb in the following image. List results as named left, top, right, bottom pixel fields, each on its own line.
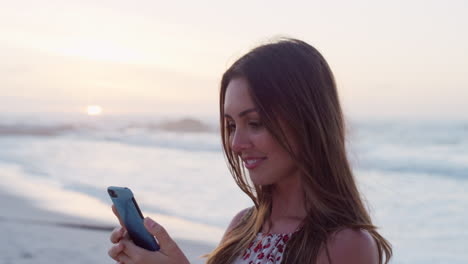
left=144, top=217, right=176, bottom=251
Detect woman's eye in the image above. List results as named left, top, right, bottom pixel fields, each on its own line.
left=249, top=121, right=263, bottom=129
left=226, top=123, right=236, bottom=132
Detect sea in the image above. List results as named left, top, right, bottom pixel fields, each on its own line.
left=0, top=113, right=466, bottom=264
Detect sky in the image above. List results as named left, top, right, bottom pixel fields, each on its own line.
left=0, top=0, right=467, bottom=120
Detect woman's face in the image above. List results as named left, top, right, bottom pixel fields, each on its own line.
left=223, top=77, right=299, bottom=186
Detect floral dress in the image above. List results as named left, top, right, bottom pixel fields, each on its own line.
left=231, top=232, right=292, bottom=264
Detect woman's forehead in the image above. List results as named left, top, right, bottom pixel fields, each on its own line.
left=224, top=78, right=256, bottom=114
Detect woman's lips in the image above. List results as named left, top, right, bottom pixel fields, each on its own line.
left=243, top=157, right=267, bottom=170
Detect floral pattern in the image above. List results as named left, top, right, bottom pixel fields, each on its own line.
left=231, top=232, right=292, bottom=264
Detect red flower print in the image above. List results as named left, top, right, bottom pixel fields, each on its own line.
left=257, top=252, right=265, bottom=259
left=254, top=242, right=263, bottom=253
left=278, top=244, right=284, bottom=253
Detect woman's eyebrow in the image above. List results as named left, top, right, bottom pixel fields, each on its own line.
left=224, top=108, right=258, bottom=118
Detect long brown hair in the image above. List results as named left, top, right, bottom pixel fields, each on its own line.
left=206, top=38, right=392, bottom=264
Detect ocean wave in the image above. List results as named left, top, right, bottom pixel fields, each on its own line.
left=0, top=117, right=216, bottom=136
left=0, top=124, right=77, bottom=136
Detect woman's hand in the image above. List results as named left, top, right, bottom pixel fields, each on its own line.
left=108, top=206, right=190, bottom=264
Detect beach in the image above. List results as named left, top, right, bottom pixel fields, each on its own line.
left=0, top=116, right=467, bottom=264
left=0, top=188, right=215, bottom=264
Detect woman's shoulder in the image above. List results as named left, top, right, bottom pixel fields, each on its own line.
left=220, top=207, right=254, bottom=244
left=228, top=207, right=254, bottom=230
left=317, top=228, right=379, bottom=264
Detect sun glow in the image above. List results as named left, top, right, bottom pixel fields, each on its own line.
left=86, top=105, right=103, bottom=116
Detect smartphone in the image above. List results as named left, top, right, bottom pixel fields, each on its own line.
left=107, top=186, right=160, bottom=251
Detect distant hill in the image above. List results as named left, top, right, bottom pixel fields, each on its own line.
left=158, top=118, right=212, bottom=132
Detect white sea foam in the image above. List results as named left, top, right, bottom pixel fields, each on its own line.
left=0, top=162, right=225, bottom=244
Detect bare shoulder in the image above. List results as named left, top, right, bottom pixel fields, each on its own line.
left=317, top=228, right=379, bottom=264
left=219, top=207, right=253, bottom=244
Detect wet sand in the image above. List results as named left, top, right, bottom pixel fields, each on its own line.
left=0, top=189, right=214, bottom=264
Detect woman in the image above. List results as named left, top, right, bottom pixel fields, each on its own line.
left=108, top=38, right=392, bottom=264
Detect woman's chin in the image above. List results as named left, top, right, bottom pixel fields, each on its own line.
left=248, top=173, right=273, bottom=186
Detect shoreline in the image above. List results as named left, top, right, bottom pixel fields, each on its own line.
left=0, top=188, right=214, bottom=264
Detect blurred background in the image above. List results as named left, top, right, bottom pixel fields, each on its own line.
left=0, top=0, right=467, bottom=263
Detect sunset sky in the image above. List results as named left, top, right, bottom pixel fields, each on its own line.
left=1, top=0, right=467, bottom=119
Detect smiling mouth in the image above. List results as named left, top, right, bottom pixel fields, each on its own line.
left=243, top=158, right=266, bottom=169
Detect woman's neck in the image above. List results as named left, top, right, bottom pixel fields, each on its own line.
left=263, top=174, right=307, bottom=234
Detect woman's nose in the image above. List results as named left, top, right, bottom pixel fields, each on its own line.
left=231, top=130, right=251, bottom=153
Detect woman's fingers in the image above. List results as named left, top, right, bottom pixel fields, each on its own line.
left=115, top=253, right=132, bottom=264
left=110, top=227, right=125, bottom=243
left=110, top=227, right=130, bottom=245
left=108, top=232, right=187, bottom=264
left=143, top=217, right=180, bottom=254
left=112, top=205, right=126, bottom=228
left=108, top=242, right=125, bottom=261
left=120, top=239, right=146, bottom=258
left=120, top=239, right=168, bottom=263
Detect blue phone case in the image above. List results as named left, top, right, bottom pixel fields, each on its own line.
left=107, top=186, right=160, bottom=251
